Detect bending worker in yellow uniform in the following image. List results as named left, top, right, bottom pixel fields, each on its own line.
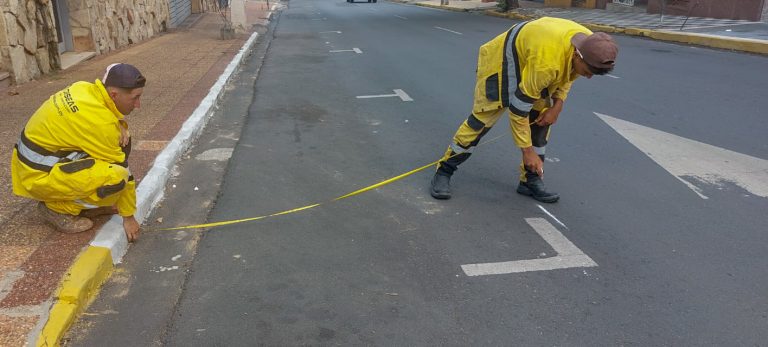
left=11, top=63, right=145, bottom=241
left=431, top=17, right=618, bottom=203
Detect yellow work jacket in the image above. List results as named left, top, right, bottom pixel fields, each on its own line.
left=11, top=80, right=136, bottom=216
left=473, top=17, right=591, bottom=147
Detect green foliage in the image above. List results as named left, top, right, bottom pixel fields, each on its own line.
left=497, top=0, right=519, bottom=12
left=497, top=0, right=509, bottom=12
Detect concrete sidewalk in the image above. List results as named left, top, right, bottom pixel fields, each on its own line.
left=0, top=2, right=275, bottom=346
left=409, top=0, right=768, bottom=54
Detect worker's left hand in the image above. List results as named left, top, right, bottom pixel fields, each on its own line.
left=534, top=106, right=561, bottom=126
left=534, top=98, right=564, bottom=126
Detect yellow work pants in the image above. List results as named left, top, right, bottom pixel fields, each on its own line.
left=437, top=99, right=551, bottom=182
left=12, top=151, right=133, bottom=216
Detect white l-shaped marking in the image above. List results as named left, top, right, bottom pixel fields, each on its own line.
left=461, top=218, right=596, bottom=276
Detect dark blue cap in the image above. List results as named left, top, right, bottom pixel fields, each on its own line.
left=102, top=63, right=146, bottom=89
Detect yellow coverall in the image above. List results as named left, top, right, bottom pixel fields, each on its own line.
left=11, top=79, right=136, bottom=217
left=438, top=17, right=591, bottom=182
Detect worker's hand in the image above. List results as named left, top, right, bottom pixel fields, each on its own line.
left=534, top=107, right=560, bottom=126
left=123, top=216, right=140, bottom=242
left=119, top=124, right=130, bottom=147
left=522, top=147, right=544, bottom=177
left=534, top=98, right=564, bottom=127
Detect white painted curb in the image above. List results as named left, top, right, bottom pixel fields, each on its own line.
left=91, top=31, right=260, bottom=264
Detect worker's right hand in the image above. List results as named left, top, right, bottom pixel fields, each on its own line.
left=119, top=125, right=130, bottom=147
left=123, top=216, right=140, bottom=242
left=522, top=147, right=544, bottom=177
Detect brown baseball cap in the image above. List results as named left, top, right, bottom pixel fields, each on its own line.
left=102, top=63, right=146, bottom=89
left=571, top=32, right=618, bottom=69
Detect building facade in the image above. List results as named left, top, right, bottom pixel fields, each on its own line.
left=0, top=0, right=171, bottom=85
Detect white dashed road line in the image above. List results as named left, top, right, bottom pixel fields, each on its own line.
left=356, top=89, right=413, bottom=102
left=394, top=15, right=408, bottom=20
left=435, top=26, right=463, bottom=35
left=330, top=48, right=363, bottom=53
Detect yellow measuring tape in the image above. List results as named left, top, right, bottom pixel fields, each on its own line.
left=156, top=135, right=505, bottom=231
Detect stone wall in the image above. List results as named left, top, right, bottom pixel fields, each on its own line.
left=0, top=0, right=60, bottom=84
left=0, top=0, right=169, bottom=85
left=72, top=0, right=169, bottom=54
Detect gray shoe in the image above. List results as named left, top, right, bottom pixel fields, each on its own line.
left=37, top=202, right=93, bottom=233
left=516, top=177, right=560, bottom=203
left=430, top=173, right=452, bottom=200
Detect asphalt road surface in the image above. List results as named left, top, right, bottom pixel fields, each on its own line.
left=69, top=0, right=768, bottom=346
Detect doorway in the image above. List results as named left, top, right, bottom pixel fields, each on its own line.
left=52, top=0, right=74, bottom=53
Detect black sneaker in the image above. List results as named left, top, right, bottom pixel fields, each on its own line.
left=430, top=173, right=452, bottom=200
left=516, top=177, right=559, bottom=203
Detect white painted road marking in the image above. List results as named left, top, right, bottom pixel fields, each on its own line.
left=330, top=48, right=363, bottom=54
left=537, top=204, right=568, bottom=230
left=311, top=18, right=327, bottom=21
left=319, top=30, right=342, bottom=34
left=606, top=74, right=620, bottom=79
left=596, top=112, right=768, bottom=199
left=435, top=26, right=463, bottom=35
left=357, top=89, right=413, bottom=102
left=394, top=15, right=408, bottom=19
left=461, top=218, right=597, bottom=276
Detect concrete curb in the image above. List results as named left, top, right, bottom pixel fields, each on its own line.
left=483, top=9, right=768, bottom=55
left=414, top=2, right=469, bottom=12
left=35, top=247, right=112, bottom=347
left=92, top=30, right=260, bottom=265
left=34, top=28, right=262, bottom=347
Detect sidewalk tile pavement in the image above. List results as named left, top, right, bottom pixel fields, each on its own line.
left=0, top=2, right=271, bottom=345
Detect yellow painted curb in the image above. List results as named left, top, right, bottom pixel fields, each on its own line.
left=36, top=246, right=113, bottom=347
left=414, top=2, right=469, bottom=12
left=482, top=10, right=768, bottom=55
left=508, top=12, right=534, bottom=20
left=583, top=23, right=621, bottom=33
left=647, top=30, right=768, bottom=55
left=623, top=27, right=649, bottom=36
left=485, top=10, right=507, bottom=18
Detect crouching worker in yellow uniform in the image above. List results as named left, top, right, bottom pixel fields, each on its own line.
left=431, top=17, right=618, bottom=203
left=11, top=63, right=145, bottom=241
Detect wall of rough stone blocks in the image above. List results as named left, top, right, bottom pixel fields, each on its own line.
left=76, top=0, right=170, bottom=54
left=0, top=0, right=59, bottom=84
left=0, top=0, right=169, bottom=85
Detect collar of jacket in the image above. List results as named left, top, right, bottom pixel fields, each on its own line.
left=94, top=78, right=125, bottom=120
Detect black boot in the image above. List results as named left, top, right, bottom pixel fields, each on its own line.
left=516, top=176, right=559, bottom=203
left=430, top=173, right=452, bottom=200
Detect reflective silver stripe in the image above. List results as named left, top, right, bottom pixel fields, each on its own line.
left=533, top=146, right=546, bottom=155
left=505, top=22, right=533, bottom=113
left=16, top=136, right=87, bottom=170
left=450, top=143, right=474, bottom=154
left=510, top=93, right=533, bottom=114
left=75, top=200, right=99, bottom=209
left=16, top=139, right=62, bottom=168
